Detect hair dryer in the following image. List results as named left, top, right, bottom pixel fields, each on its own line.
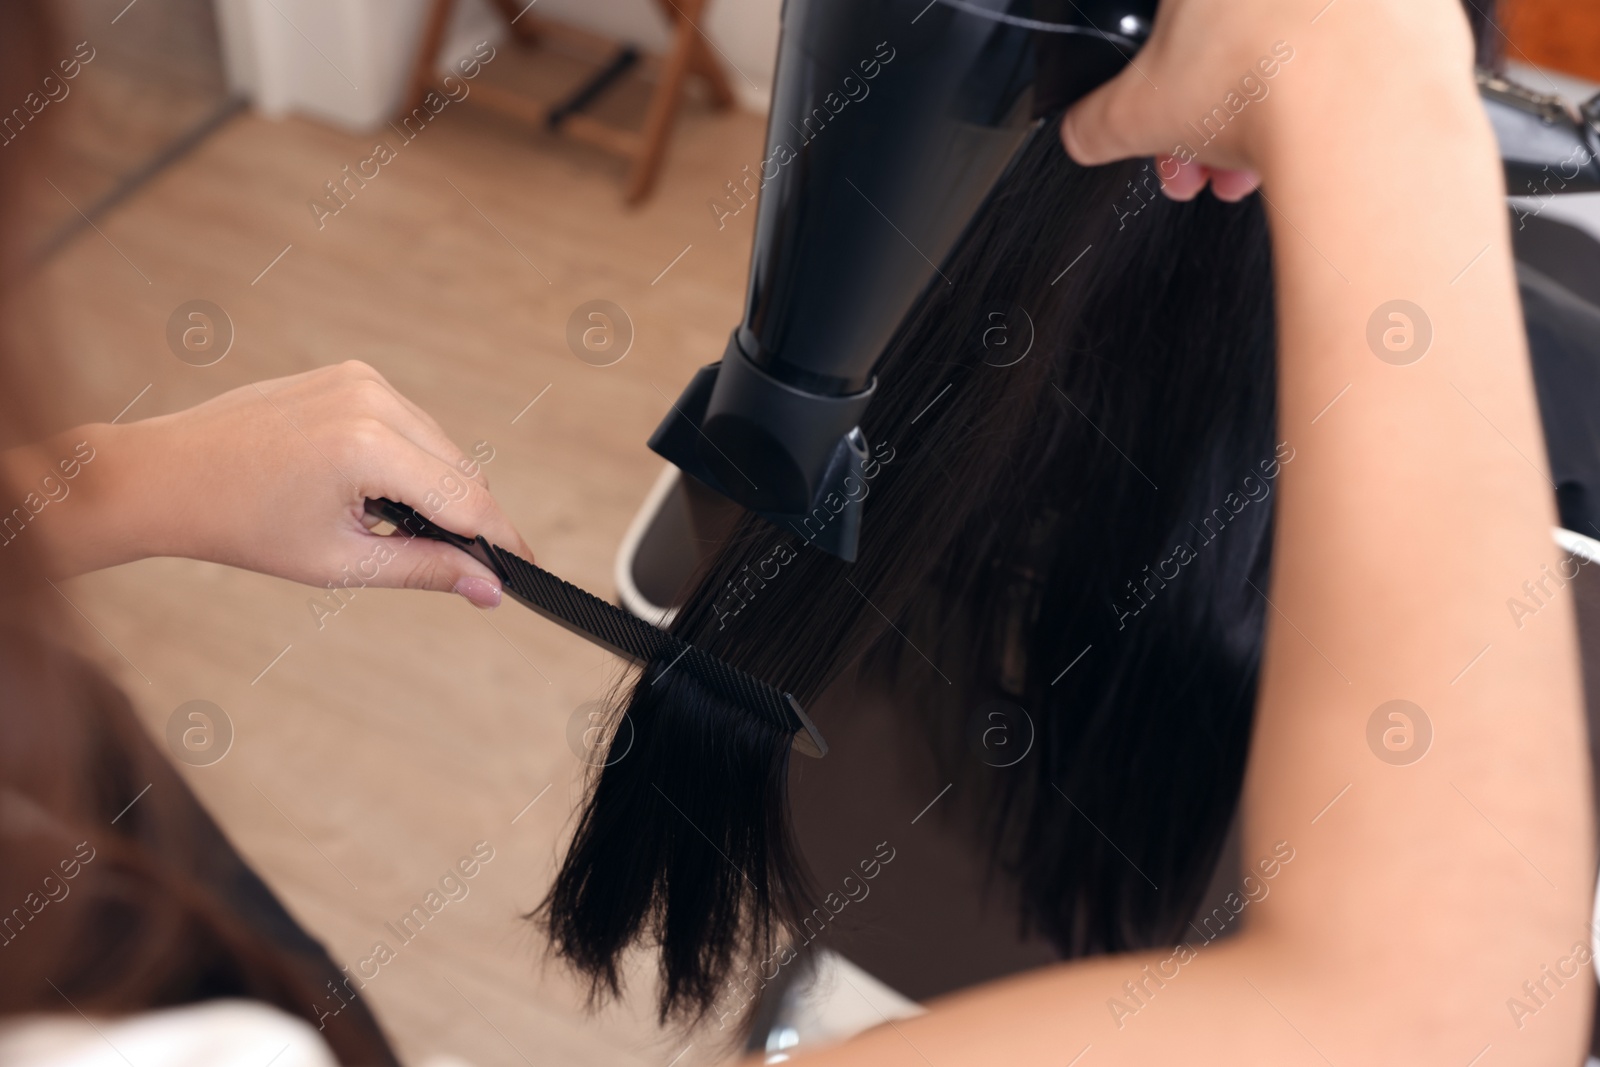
left=649, top=0, right=1600, bottom=563
left=649, top=0, right=1155, bottom=561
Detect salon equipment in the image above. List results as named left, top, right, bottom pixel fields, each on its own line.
left=1481, top=70, right=1600, bottom=195
left=362, top=498, right=826, bottom=757
left=648, top=0, right=1600, bottom=563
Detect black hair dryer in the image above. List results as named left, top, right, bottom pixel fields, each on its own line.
left=648, top=0, right=1156, bottom=561
left=648, top=0, right=1600, bottom=564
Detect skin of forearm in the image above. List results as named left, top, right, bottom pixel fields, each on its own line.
left=782, top=8, right=1592, bottom=1066
left=1215, top=30, right=1591, bottom=1067
left=0, top=421, right=139, bottom=577
left=10, top=414, right=280, bottom=578
left=1245, top=11, right=1592, bottom=1061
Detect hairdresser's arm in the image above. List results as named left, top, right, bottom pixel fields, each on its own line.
left=790, top=1, right=1593, bottom=1064
left=0, top=361, right=531, bottom=606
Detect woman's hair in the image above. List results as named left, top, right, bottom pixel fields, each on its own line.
left=541, top=118, right=1281, bottom=1023
left=0, top=5, right=394, bottom=1063
left=553, top=3, right=1516, bottom=1020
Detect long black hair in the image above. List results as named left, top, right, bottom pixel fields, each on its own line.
left=538, top=117, right=1281, bottom=1023
left=540, top=25, right=1516, bottom=1029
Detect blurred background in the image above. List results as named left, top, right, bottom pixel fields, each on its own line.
left=15, top=0, right=1600, bottom=1064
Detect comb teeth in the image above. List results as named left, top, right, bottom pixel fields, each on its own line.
left=484, top=544, right=675, bottom=664
left=363, top=497, right=826, bottom=758
left=479, top=544, right=818, bottom=745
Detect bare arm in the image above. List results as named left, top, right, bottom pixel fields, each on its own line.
left=0, top=361, right=532, bottom=606
left=786, top=0, right=1594, bottom=1062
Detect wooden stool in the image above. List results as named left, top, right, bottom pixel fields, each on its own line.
left=1503, top=0, right=1600, bottom=82
left=408, top=0, right=737, bottom=203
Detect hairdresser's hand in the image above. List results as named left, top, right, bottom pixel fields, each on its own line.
left=46, top=361, right=532, bottom=607
left=1060, top=0, right=1480, bottom=200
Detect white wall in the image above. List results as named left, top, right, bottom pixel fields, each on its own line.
left=213, top=0, right=780, bottom=133
left=215, top=0, right=437, bottom=129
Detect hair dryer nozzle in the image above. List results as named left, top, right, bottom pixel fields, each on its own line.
left=649, top=338, right=874, bottom=561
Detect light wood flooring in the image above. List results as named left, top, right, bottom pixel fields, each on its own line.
left=22, top=66, right=770, bottom=1067
left=21, top=0, right=234, bottom=254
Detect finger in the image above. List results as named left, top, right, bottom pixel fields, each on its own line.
left=1059, top=64, right=1163, bottom=167
left=359, top=531, right=504, bottom=607
left=343, top=361, right=435, bottom=428
left=352, top=429, right=535, bottom=561
left=1159, top=157, right=1211, bottom=202
left=264, top=363, right=490, bottom=493
left=1209, top=168, right=1263, bottom=203
left=346, top=375, right=494, bottom=492
left=361, top=370, right=479, bottom=472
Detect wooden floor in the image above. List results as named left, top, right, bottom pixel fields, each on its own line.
left=22, top=0, right=234, bottom=253
left=23, top=72, right=770, bottom=1067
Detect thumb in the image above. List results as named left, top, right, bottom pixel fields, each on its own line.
left=367, top=533, right=504, bottom=608
left=1059, top=63, right=1163, bottom=168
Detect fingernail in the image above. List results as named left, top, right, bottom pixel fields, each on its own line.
left=1210, top=168, right=1262, bottom=203
left=1161, top=169, right=1206, bottom=202
left=453, top=576, right=501, bottom=609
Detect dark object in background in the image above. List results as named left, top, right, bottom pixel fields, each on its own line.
left=1523, top=250, right=1600, bottom=540
left=1481, top=70, right=1600, bottom=195
left=1516, top=211, right=1600, bottom=308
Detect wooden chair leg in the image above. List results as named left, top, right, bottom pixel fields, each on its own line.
left=405, top=0, right=457, bottom=114
left=410, top=0, right=723, bottom=203
left=486, top=0, right=544, bottom=45
left=650, top=0, right=737, bottom=110
left=625, top=0, right=702, bottom=203
left=685, top=34, right=738, bottom=110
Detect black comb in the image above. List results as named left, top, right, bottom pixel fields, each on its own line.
left=364, top=498, right=826, bottom=758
